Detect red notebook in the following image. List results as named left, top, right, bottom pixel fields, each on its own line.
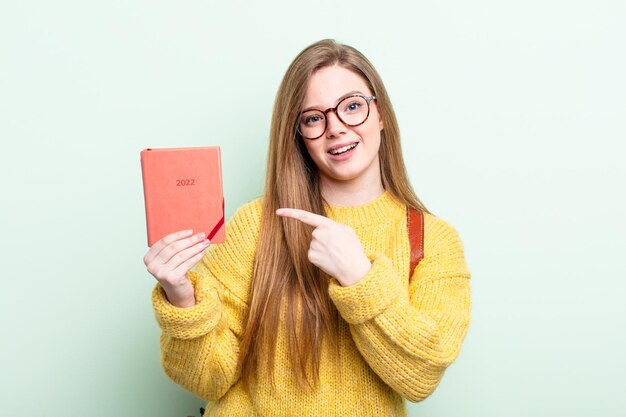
left=140, top=146, right=225, bottom=246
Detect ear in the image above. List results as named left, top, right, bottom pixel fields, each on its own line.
left=379, top=115, right=384, bottom=131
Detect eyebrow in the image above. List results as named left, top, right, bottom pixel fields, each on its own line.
left=301, top=90, right=366, bottom=113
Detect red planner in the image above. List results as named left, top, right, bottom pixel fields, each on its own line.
left=140, top=146, right=225, bottom=246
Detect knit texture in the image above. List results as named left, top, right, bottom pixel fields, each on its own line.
left=152, top=191, right=471, bottom=417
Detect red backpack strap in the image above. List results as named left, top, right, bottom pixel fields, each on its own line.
left=407, top=207, right=424, bottom=280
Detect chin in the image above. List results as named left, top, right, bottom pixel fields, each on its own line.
left=323, top=167, right=368, bottom=182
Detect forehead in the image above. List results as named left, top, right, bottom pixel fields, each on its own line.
left=303, top=65, right=371, bottom=107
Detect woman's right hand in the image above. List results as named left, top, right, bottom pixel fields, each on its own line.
left=143, top=229, right=212, bottom=308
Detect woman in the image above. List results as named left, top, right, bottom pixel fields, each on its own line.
left=143, top=39, right=471, bottom=417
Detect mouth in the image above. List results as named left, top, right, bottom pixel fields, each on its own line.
left=327, top=142, right=359, bottom=156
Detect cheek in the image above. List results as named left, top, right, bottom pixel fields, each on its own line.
left=303, top=140, right=324, bottom=161
left=360, top=123, right=382, bottom=148
left=361, top=112, right=383, bottom=140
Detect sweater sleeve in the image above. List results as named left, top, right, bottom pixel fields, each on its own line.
left=328, top=215, right=471, bottom=402
left=151, top=199, right=261, bottom=401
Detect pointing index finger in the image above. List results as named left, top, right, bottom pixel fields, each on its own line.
left=276, top=208, right=333, bottom=227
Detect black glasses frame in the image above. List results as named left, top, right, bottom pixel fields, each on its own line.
left=297, top=95, right=376, bottom=140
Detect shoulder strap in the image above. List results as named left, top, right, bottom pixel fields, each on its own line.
left=407, top=207, right=424, bottom=280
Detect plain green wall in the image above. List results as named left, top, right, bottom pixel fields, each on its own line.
left=2, top=1, right=625, bottom=416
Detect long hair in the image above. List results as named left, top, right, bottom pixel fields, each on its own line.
left=238, top=39, right=429, bottom=391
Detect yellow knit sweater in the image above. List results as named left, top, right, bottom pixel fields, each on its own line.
left=152, top=191, right=471, bottom=417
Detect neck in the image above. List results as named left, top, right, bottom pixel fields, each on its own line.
left=320, top=175, right=385, bottom=207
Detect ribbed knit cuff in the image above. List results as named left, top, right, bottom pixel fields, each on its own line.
left=152, top=270, right=222, bottom=339
left=328, top=253, right=402, bottom=325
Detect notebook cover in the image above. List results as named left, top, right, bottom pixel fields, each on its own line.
left=140, top=146, right=225, bottom=246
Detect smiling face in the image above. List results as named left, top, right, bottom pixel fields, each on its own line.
left=300, top=65, right=384, bottom=193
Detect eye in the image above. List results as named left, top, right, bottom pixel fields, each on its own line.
left=341, top=98, right=365, bottom=114
left=346, top=101, right=361, bottom=111
left=302, top=113, right=324, bottom=126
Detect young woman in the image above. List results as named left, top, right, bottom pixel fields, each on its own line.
left=143, top=39, right=471, bottom=417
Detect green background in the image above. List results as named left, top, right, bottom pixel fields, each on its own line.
left=2, top=1, right=625, bottom=416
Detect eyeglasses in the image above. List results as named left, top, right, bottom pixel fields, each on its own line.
left=297, top=95, right=376, bottom=140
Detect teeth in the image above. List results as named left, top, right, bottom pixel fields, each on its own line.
left=329, top=143, right=357, bottom=155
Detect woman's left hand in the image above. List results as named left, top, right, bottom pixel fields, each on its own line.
left=277, top=208, right=371, bottom=287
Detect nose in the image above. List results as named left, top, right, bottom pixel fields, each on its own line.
left=325, top=109, right=347, bottom=139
